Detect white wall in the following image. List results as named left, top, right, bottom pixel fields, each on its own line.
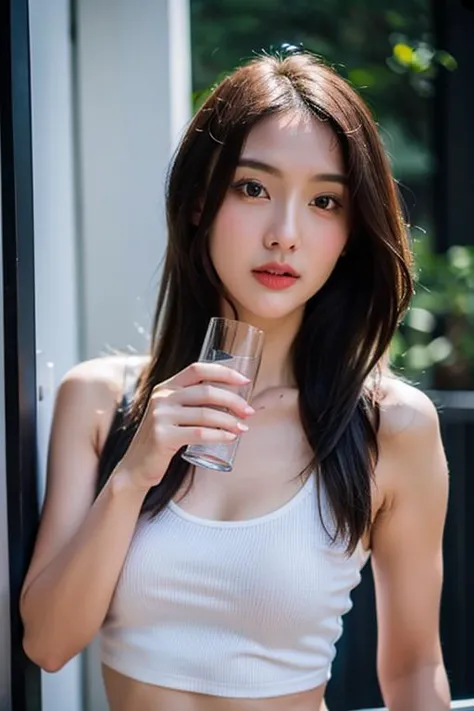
left=26, top=2, right=191, bottom=709
left=28, top=1, right=82, bottom=710
left=76, top=0, right=192, bottom=361
left=75, top=1, right=192, bottom=708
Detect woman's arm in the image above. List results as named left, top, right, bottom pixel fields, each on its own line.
left=21, top=355, right=253, bottom=672
left=20, top=358, right=147, bottom=672
left=371, top=382, right=450, bottom=711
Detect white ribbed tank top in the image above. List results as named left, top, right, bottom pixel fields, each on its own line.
left=100, top=473, right=370, bottom=698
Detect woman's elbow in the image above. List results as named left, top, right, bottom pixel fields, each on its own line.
left=22, top=632, right=69, bottom=673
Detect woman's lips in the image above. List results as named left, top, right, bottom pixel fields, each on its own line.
left=252, top=270, right=299, bottom=290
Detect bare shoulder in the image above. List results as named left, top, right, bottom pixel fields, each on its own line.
left=377, top=373, right=441, bottom=440
left=59, top=353, right=148, bottom=409
left=374, top=374, right=448, bottom=503
left=57, top=353, right=150, bottom=451
left=61, top=353, right=148, bottom=394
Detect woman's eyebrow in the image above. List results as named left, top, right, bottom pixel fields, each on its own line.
left=237, top=158, right=347, bottom=185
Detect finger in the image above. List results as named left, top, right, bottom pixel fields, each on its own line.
left=169, top=362, right=252, bottom=389
left=172, top=384, right=255, bottom=418
left=170, top=426, right=238, bottom=447
left=171, top=406, right=249, bottom=434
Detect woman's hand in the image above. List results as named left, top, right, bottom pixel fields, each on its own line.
left=114, top=362, right=255, bottom=492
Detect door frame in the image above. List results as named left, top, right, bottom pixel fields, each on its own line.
left=0, top=0, right=42, bottom=709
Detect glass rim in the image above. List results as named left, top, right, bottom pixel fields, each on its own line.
left=209, top=316, right=265, bottom=338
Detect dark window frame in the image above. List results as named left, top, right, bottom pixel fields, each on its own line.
left=1, top=0, right=42, bottom=709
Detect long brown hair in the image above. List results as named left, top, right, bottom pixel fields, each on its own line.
left=97, top=52, right=413, bottom=553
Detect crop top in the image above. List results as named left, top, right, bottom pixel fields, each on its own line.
left=100, top=463, right=370, bottom=698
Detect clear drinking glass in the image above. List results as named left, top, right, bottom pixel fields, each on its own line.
left=181, top=317, right=265, bottom=472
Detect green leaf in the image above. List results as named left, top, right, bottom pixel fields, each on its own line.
left=393, top=43, right=414, bottom=67
left=436, top=50, right=458, bottom=71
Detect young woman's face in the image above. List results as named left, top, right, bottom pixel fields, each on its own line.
left=209, top=111, right=350, bottom=326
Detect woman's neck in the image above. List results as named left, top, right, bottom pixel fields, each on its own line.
left=220, top=304, right=303, bottom=394
left=255, top=328, right=298, bottom=394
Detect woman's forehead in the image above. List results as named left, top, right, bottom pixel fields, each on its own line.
left=240, top=112, right=344, bottom=176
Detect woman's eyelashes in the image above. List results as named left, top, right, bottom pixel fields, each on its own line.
left=231, top=179, right=269, bottom=200
left=231, top=179, right=344, bottom=211
left=310, top=195, right=343, bottom=211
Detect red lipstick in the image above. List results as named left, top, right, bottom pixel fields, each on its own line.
left=252, top=262, right=300, bottom=290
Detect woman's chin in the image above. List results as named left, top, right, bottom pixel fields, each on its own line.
left=235, top=300, right=305, bottom=326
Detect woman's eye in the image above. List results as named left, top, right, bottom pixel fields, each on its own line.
left=234, top=180, right=268, bottom=199
left=311, top=195, right=341, bottom=210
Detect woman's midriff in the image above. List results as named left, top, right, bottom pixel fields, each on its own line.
left=102, top=665, right=328, bottom=711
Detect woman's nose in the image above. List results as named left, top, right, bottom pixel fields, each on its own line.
left=263, top=208, right=301, bottom=252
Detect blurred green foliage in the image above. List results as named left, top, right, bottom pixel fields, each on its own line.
left=393, top=243, right=474, bottom=388
left=190, top=0, right=471, bottom=389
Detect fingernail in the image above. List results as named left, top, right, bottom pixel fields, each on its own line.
left=244, top=406, right=255, bottom=415
left=237, top=422, right=249, bottom=432
left=237, top=374, right=251, bottom=383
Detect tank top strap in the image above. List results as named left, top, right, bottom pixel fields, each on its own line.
left=95, top=355, right=144, bottom=495
left=121, top=355, right=142, bottom=410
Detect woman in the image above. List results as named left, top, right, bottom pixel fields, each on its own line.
left=20, top=52, right=450, bottom=711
